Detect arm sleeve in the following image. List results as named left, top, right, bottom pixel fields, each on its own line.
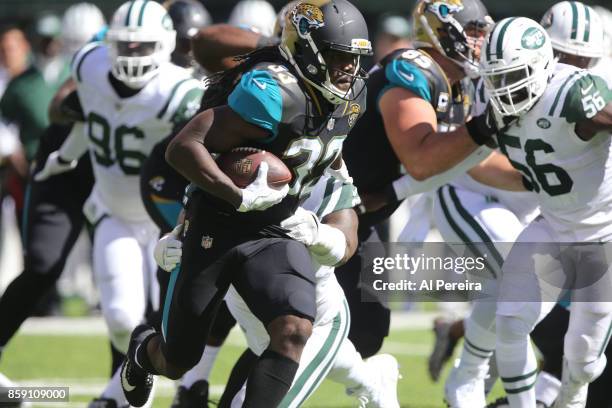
left=58, top=122, right=88, bottom=161
left=227, top=69, right=283, bottom=137
left=392, top=146, right=493, bottom=199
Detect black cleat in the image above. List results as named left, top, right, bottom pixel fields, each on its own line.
left=121, top=325, right=156, bottom=407
left=170, top=380, right=210, bottom=408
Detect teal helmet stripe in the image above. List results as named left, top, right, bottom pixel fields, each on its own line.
left=583, top=3, right=591, bottom=42
left=495, top=18, right=517, bottom=59
left=137, top=0, right=150, bottom=26
left=570, top=1, right=579, bottom=40
left=125, top=0, right=136, bottom=26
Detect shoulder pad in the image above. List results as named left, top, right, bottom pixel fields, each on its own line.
left=228, top=68, right=284, bottom=138
left=556, top=71, right=612, bottom=122
left=158, top=76, right=205, bottom=124
left=382, top=49, right=439, bottom=103
left=70, top=42, right=104, bottom=83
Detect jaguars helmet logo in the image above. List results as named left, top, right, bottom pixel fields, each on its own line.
left=348, top=103, right=361, bottom=128
left=291, top=2, right=325, bottom=38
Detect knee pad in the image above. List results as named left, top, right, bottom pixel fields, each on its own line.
left=496, top=315, right=534, bottom=344
left=567, top=355, right=607, bottom=384
left=270, top=316, right=312, bottom=349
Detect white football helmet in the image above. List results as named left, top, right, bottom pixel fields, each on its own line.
left=228, top=0, right=277, bottom=37
left=479, top=17, right=555, bottom=116
left=61, top=3, right=106, bottom=57
left=593, top=6, right=612, bottom=58
left=540, top=1, right=604, bottom=60
left=106, top=0, right=176, bottom=88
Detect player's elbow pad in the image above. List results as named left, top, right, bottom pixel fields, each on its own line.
left=310, top=224, right=347, bottom=266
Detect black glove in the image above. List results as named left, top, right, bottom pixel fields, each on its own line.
left=465, top=107, right=498, bottom=146
left=466, top=105, right=518, bottom=147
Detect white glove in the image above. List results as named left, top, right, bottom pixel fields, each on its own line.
left=280, top=207, right=320, bottom=246
left=154, top=224, right=183, bottom=272
left=238, top=162, right=289, bottom=212
left=325, top=159, right=352, bottom=183
left=281, top=207, right=347, bottom=266
left=34, top=151, right=78, bottom=181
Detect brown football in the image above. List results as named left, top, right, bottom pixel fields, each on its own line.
left=216, top=147, right=292, bottom=189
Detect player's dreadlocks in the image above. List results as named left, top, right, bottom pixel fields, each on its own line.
left=200, top=46, right=293, bottom=111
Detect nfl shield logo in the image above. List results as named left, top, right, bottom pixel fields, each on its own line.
left=201, top=235, right=214, bottom=249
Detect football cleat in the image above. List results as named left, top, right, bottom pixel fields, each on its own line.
left=121, top=325, right=156, bottom=407
left=553, top=359, right=589, bottom=408
left=170, top=380, right=210, bottom=408
left=444, top=359, right=487, bottom=408
left=486, top=397, right=549, bottom=408
left=429, top=318, right=460, bottom=382
left=348, top=354, right=401, bottom=408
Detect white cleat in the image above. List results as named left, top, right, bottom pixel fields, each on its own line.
left=444, top=359, right=487, bottom=408
left=348, top=354, right=401, bottom=408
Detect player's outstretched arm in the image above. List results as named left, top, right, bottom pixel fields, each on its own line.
left=317, top=208, right=359, bottom=266
left=192, top=24, right=276, bottom=72
left=380, top=87, right=493, bottom=181
left=34, top=122, right=87, bottom=181
left=165, top=106, right=273, bottom=209
left=48, top=79, right=84, bottom=125
left=467, top=150, right=528, bottom=191
left=281, top=207, right=358, bottom=266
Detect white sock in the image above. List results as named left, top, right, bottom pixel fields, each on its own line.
left=101, top=367, right=130, bottom=406
left=459, top=312, right=496, bottom=371
left=327, top=339, right=371, bottom=390
left=181, top=346, right=220, bottom=388
left=497, top=316, right=538, bottom=408
left=534, top=371, right=561, bottom=407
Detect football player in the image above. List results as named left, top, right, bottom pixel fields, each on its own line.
left=0, top=1, right=105, bottom=390
left=35, top=1, right=203, bottom=406
left=156, top=173, right=401, bottom=408
left=340, top=0, right=524, bottom=370
left=120, top=1, right=372, bottom=407
left=487, top=4, right=611, bottom=408
left=469, top=17, right=612, bottom=408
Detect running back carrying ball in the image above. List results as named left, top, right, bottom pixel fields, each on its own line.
left=216, top=147, right=292, bottom=189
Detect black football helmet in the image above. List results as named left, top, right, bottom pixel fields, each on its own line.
left=411, top=0, right=493, bottom=76
left=166, top=0, right=211, bottom=40
left=280, top=0, right=373, bottom=104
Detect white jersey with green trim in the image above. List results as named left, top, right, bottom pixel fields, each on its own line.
left=497, top=62, right=612, bottom=240
left=71, top=42, right=204, bottom=222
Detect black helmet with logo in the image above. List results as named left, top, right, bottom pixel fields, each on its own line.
left=280, top=0, right=373, bottom=104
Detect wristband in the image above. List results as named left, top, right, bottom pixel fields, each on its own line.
left=57, top=155, right=73, bottom=165
left=465, top=117, right=492, bottom=146
left=310, top=224, right=346, bottom=266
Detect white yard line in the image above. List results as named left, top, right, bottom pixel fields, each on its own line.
left=18, top=311, right=446, bottom=337
left=20, top=377, right=225, bottom=397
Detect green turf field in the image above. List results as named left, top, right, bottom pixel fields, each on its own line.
left=1, top=323, right=503, bottom=407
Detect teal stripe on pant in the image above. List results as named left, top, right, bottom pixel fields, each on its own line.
left=162, top=264, right=181, bottom=340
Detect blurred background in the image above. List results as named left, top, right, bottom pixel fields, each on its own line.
left=1, top=0, right=611, bottom=37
